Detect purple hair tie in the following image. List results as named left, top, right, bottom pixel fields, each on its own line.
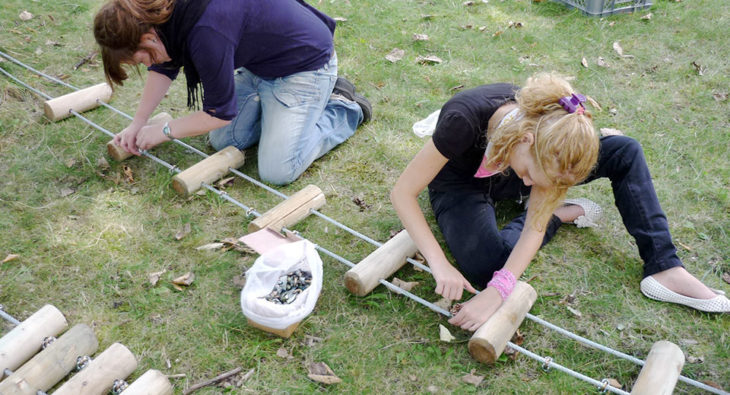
left=559, top=93, right=587, bottom=114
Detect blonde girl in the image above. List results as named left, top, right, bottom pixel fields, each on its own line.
left=391, top=73, right=729, bottom=331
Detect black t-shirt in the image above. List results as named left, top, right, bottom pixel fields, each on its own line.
left=429, top=83, right=518, bottom=192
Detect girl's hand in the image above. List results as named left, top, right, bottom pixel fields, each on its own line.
left=114, top=123, right=145, bottom=156
left=135, top=123, right=168, bottom=152
left=431, top=261, right=477, bottom=301
left=448, top=287, right=502, bottom=331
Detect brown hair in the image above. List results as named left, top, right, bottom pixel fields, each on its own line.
left=487, top=73, right=600, bottom=229
left=93, top=0, right=175, bottom=86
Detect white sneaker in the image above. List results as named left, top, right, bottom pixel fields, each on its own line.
left=563, top=198, right=602, bottom=228
left=640, top=276, right=730, bottom=313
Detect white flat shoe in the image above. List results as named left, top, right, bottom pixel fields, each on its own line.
left=563, top=198, right=602, bottom=228
left=640, top=276, right=730, bottom=313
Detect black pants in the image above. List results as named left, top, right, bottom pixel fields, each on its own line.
left=429, top=135, right=683, bottom=288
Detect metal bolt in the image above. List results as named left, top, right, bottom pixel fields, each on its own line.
left=111, top=379, right=129, bottom=394
left=41, top=336, right=56, bottom=349
left=75, top=355, right=92, bottom=371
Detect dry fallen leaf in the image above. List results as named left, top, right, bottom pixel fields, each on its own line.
left=606, top=378, right=622, bottom=389
left=640, top=12, right=652, bottom=20
left=216, top=176, right=235, bottom=189
left=2, top=254, right=19, bottom=264
left=691, top=61, right=706, bottom=76
left=196, top=242, right=225, bottom=251
left=427, top=385, right=439, bottom=394
left=19, top=11, right=33, bottom=21
left=333, top=16, right=347, bottom=22
left=608, top=21, right=616, bottom=27
left=148, top=269, right=166, bottom=286
left=307, top=362, right=342, bottom=385
left=434, top=297, right=452, bottom=311
left=492, top=30, right=503, bottom=37
left=122, top=165, right=135, bottom=183
left=416, top=55, right=443, bottom=65
left=600, top=128, right=624, bottom=136
left=581, top=57, right=588, bottom=68
left=391, top=277, right=419, bottom=292
left=276, top=347, right=290, bottom=359
left=175, top=223, right=192, bottom=240
left=597, top=57, right=609, bottom=68
left=439, top=324, right=455, bottom=342
left=461, top=369, right=484, bottom=386
left=412, top=33, right=429, bottom=41
left=612, top=41, right=634, bottom=58
left=612, top=41, right=624, bottom=56
left=385, top=48, right=405, bottom=63
left=172, top=271, right=195, bottom=286
left=60, top=187, right=75, bottom=197
left=713, top=92, right=728, bottom=102
left=687, top=355, right=704, bottom=364
left=722, top=272, right=730, bottom=285
left=97, top=156, right=110, bottom=170
left=566, top=306, right=582, bottom=318
left=508, top=21, right=524, bottom=29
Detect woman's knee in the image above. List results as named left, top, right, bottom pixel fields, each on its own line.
left=258, top=164, right=300, bottom=186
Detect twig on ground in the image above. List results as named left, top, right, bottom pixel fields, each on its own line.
left=182, top=367, right=242, bottom=395
left=73, top=50, right=97, bottom=70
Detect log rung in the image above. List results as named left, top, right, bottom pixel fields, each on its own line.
left=344, top=230, right=419, bottom=296
left=172, top=146, right=245, bottom=197
left=247, top=184, right=326, bottom=233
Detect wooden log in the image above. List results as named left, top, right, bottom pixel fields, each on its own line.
left=631, top=341, right=684, bottom=395
left=247, top=185, right=326, bottom=233
left=171, top=146, right=245, bottom=197
left=43, top=83, right=112, bottom=122
left=343, top=230, right=419, bottom=296
left=121, top=369, right=173, bottom=395
left=0, top=324, right=98, bottom=395
left=106, top=112, right=174, bottom=161
left=468, top=281, right=537, bottom=364
left=53, top=342, right=138, bottom=395
left=246, top=318, right=299, bottom=339
left=0, top=304, right=67, bottom=373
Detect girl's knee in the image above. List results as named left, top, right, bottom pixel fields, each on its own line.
left=258, top=165, right=300, bottom=186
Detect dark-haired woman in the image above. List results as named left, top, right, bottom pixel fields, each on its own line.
left=94, top=0, right=370, bottom=185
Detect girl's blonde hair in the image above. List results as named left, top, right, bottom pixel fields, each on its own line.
left=93, top=0, right=175, bottom=86
left=487, top=73, right=600, bottom=229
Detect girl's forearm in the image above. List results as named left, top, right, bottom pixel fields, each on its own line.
left=132, top=71, right=173, bottom=127
left=164, top=111, right=231, bottom=139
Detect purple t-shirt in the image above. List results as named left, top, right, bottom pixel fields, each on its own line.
left=150, top=0, right=335, bottom=120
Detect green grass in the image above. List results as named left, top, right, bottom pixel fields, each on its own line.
left=1, top=0, right=729, bottom=393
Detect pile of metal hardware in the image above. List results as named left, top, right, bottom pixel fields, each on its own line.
left=263, top=269, right=312, bottom=304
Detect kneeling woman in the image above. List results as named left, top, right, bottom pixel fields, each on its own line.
left=94, top=0, right=369, bottom=185
left=391, top=73, right=729, bottom=331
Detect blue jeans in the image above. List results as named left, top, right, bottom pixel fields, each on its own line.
left=429, top=135, right=683, bottom=288
left=209, top=53, right=362, bottom=185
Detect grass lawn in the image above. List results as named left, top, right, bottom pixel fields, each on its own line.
left=1, top=0, right=728, bottom=393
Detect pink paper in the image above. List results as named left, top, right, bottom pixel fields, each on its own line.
left=239, top=228, right=302, bottom=255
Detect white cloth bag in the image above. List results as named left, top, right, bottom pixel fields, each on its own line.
left=240, top=240, right=323, bottom=329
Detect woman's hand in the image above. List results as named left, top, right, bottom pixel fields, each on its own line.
left=448, top=287, right=502, bottom=331
left=135, top=122, right=168, bottom=152
left=113, top=122, right=145, bottom=156
left=431, top=260, right=477, bottom=301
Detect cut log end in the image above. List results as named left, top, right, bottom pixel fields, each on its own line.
left=467, top=338, right=497, bottom=364
left=343, top=272, right=366, bottom=297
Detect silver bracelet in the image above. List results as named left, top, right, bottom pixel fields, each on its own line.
left=162, top=121, right=175, bottom=141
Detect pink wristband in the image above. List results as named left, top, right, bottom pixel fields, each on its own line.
left=487, top=269, right=516, bottom=301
